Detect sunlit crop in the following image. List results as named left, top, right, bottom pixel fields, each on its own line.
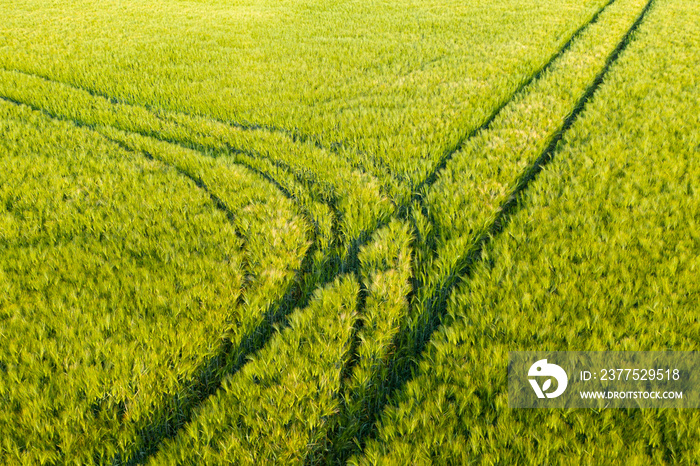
left=0, top=0, right=697, bottom=463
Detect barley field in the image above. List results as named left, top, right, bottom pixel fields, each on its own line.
left=0, top=0, right=698, bottom=464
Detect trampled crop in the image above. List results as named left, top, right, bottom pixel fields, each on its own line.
left=0, top=0, right=697, bottom=463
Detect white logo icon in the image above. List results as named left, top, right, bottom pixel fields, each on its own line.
left=528, top=359, right=568, bottom=399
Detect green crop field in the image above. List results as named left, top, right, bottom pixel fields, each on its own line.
left=0, top=0, right=697, bottom=463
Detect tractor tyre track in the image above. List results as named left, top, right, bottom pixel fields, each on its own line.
left=324, top=0, right=658, bottom=462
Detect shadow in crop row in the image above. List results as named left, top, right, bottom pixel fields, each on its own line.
left=322, top=0, right=658, bottom=462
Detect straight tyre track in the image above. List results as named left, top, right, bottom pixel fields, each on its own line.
left=328, top=0, right=659, bottom=462
left=322, top=0, right=625, bottom=460
left=355, top=0, right=697, bottom=461
left=411, top=0, right=617, bottom=210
